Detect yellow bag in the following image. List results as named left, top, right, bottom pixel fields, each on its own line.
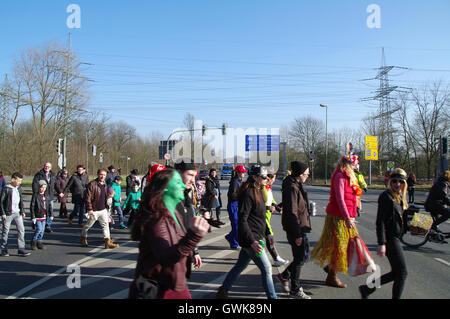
left=410, top=213, right=433, bottom=231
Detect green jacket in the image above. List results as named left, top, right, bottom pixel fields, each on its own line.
left=111, top=182, right=122, bottom=207
left=264, top=187, right=277, bottom=236
left=123, top=189, right=142, bottom=210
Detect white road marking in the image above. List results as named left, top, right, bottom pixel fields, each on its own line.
left=434, top=258, right=450, bottom=267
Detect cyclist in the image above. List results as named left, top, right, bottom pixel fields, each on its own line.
left=424, top=170, right=450, bottom=233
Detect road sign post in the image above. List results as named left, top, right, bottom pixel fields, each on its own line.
left=365, top=136, right=378, bottom=185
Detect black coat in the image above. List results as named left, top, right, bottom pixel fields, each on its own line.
left=376, top=190, right=405, bottom=245
left=32, top=169, right=57, bottom=200
left=56, top=176, right=69, bottom=204
left=227, top=176, right=242, bottom=203
left=30, top=193, right=52, bottom=219
left=0, top=186, right=25, bottom=216
left=201, top=176, right=217, bottom=210
left=425, top=176, right=450, bottom=215
left=237, top=186, right=267, bottom=248
left=65, top=173, right=89, bottom=204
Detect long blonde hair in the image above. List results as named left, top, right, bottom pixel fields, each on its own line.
left=337, top=157, right=358, bottom=187
left=388, top=168, right=409, bottom=210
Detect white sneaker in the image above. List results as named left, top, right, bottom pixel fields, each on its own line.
left=289, top=287, right=311, bottom=299
left=273, top=257, right=289, bottom=267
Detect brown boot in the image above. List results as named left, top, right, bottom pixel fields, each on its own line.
left=325, top=269, right=347, bottom=288
left=80, top=236, right=88, bottom=247
left=104, top=238, right=119, bottom=249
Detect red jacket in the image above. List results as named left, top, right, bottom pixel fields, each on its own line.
left=133, top=208, right=203, bottom=293
left=326, top=169, right=357, bottom=219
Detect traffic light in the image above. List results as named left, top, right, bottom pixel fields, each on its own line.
left=442, top=137, right=448, bottom=156
left=222, top=123, right=226, bottom=135
left=202, top=124, right=207, bottom=136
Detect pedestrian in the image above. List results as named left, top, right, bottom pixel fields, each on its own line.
left=105, top=165, right=117, bottom=187
left=65, top=165, right=89, bottom=226
left=126, top=169, right=139, bottom=197
left=277, top=161, right=311, bottom=299
left=424, top=170, right=450, bottom=233
left=0, top=171, right=6, bottom=196
left=0, top=172, right=30, bottom=257
left=81, top=169, right=119, bottom=249
left=264, top=170, right=289, bottom=267
left=56, top=168, right=69, bottom=218
left=354, top=162, right=368, bottom=217
left=407, top=173, right=417, bottom=203
left=202, top=168, right=220, bottom=225
left=30, top=180, right=52, bottom=250
left=359, top=168, right=409, bottom=299
left=213, top=171, right=224, bottom=225
left=310, top=155, right=362, bottom=288
left=142, top=164, right=166, bottom=193
left=111, top=176, right=127, bottom=229
left=225, top=165, right=247, bottom=249
left=174, top=160, right=203, bottom=271
left=129, top=169, right=209, bottom=299
left=123, top=182, right=141, bottom=228
left=32, top=162, right=61, bottom=233
left=140, top=164, right=153, bottom=192
left=216, top=165, right=278, bottom=299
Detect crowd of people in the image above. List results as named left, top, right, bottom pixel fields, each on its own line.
left=0, top=157, right=449, bottom=300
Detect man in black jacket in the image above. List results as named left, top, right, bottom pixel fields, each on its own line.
left=32, top=162, right=61, bottom=233
left=1, top=173, right=30, bottom=257
left=425, top=170, right=450, bottom=231
left=65, top=165, right=89, bottom=226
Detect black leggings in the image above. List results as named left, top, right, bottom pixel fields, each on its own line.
left=380, top=238, right=408, bottom=299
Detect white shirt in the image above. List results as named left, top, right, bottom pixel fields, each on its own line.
left=10, top=185, right=21, bottom=214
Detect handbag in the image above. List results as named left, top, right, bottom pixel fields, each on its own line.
left=347, top=236, right=376, bottom=277
left=132, top=274, right=160, bottom=299
left=410, top=213, right=433, bottom=232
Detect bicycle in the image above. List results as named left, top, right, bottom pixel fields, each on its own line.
left=400, top=204, right=450, bottom=248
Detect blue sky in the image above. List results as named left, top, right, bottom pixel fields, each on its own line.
left=1, top=0, right=450, bottom=140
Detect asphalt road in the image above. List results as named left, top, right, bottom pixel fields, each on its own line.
left=0, top=181, right=449, bottom=299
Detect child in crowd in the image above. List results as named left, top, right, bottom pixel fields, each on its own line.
left=122, top=182, right=141, bottom=228
left=30, top=180, right=52, bottom=250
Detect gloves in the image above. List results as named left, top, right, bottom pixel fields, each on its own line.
left=50, top=217, right=54, bottom=221
left=32, top=219, right=37, bottom=224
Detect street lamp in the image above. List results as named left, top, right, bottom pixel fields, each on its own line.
left=320, top=104, right=328, bottom=185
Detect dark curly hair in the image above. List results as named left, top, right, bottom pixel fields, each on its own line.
left=130, top=169, right=175, bottom=241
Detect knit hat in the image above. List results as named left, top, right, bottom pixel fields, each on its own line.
left=291, top=161, right=309, bottom=177
left=38, top=180, right=47, bottom=187
left=174, top=159, right=197, bottom=171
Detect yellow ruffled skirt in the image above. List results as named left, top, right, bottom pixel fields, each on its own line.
left=311, top=214, right=359, bottom=274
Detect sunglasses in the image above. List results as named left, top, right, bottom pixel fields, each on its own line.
left=260, top=175, right=268, bottom=180
left=391, top=179, right=405, bottom=184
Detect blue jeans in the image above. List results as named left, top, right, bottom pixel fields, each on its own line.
left=33, top=221, right=46, bottom=242
left=226, top=202, right=239, bottom=248
left=113, top=205, right=124, bottom=225
left=221, top=246, right=277, bottom=299
left=69, top=202, right=85, bottom=225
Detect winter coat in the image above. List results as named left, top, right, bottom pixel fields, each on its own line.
left=123, top=189, right=141, bottom=210
left=376, top=190, right=405, bottom=245
left=85, top=179, right=109, bottom=212
left=32, top=169, right=57, bottom=201
left=56, top=176, right=69, bottom=204
left=111, top=182, right=122, bottom=207
left=30, top=192, right=52, bottom=220
left=425, top=176, right=450, bottom=215
left=0, top=177, right=6, bottom=195
left=132, top=208, right=203, bottom=293
left=227, top=176, right=242, bottom=203
left=281, top=175, right=311, bottom=239
left=237, top=185, right=267, bottom=248
left=65, top=173, right=89, bottom=204
left=0, top=185, right=24, bottom=216
left=201, top=176, right=217, bottom=210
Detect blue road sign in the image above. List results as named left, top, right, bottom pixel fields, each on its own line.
left=245, top=135, right=280, bottom=152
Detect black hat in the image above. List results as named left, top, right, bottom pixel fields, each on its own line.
left=174, top=159, right=197, bottom=171
left=291, top=161, right=309, bottom=177
left=209, top=168, right=216, bottom=174
left=108, top=165, right=115, bottom=171
left=249, top=164, right=268, bottom=177
left=131, top=169, right=139, bottom=175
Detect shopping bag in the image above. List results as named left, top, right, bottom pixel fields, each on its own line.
left=347, top=236, right=376, bottom=276
left=410, top=213, right=433, bottom=231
